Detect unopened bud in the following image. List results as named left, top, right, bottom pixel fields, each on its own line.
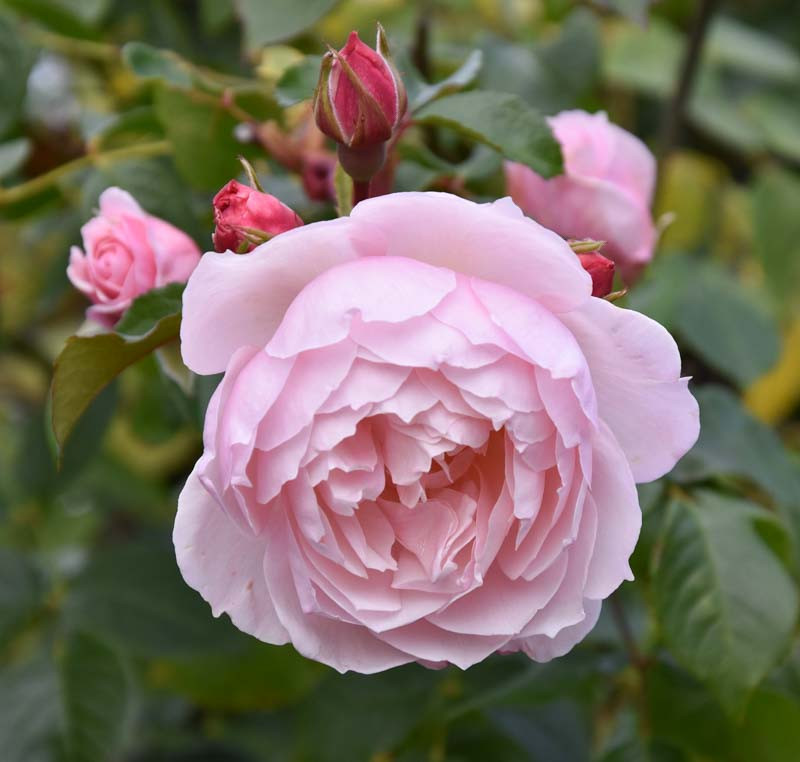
left=578, top=252, right=615, bottom=297
left=313, top=25, right=406, bottom=154
left=212, top=180, right=303, bottom=254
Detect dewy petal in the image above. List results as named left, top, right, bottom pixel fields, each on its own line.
left=173, top=467, right=290, bottom=645
left=181, top=218, right=360, bottom=374
left=560, top=297, right=700, bottom=482
left=350, top=192, right=592, bottom=313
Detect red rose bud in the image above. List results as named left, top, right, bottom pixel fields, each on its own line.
left=301, top=152, right=337, bottom=202
left=578, top=252, right=616, bottom=297
left=212, top=180, right=303, bottom=253
left=313, top=25, right=406, bottom=153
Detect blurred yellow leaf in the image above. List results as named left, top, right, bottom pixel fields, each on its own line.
left=745, top=319, right=800, bottom=424
left=655, top=151, right=727, bottom=252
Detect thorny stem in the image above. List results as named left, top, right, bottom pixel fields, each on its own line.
left=659, top=0, right=719, bottom=157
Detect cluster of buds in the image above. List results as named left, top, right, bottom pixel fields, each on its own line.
left=313, top=25, right=407, bottom=184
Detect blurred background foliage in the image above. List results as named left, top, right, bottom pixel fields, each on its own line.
left=1, top=0, right=800, bottom=760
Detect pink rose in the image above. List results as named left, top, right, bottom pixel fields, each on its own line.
left=505, top=110, right=657, bottom=282
left=212, top=180, right=304, bottom=254
left=175, top=192, right=698, bottom=673
left=68, top=187, right=201, bottom=327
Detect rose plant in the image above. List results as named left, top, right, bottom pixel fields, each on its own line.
left=13, top=3, right=797, bottom=757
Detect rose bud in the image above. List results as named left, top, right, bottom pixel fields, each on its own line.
left=301, top=152, right=337, bottom=202
left=506, top=110, right=657, bottom=283
left=578, top=252, right=615, bottom=297
left=212, top=180, right=303, bottom=253
left=313, top=25, right=406, bottom=181
left=67, top=187, right=200, bottom=327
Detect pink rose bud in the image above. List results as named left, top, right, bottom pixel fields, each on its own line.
left=212, top=180, right=303, bottom=253
left=301, top=152, right=337, bottom=202
left=313, top=25, right=406, bottom=184
left=67, top=187, right=201, bottom=327
left=313, top=26, right=406, bottom=150
left=578, top=252, right=615, bottom=297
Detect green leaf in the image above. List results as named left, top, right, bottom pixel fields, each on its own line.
left=236, top=0, right=338, bottom=50
left=487, top=701, right=590, bottom=762
left=652, top=491, right=798, bottom=715
left=50, top=294, right=181, bottom=455
left=753, top=166, right=800, bottom=311
left=674, top=386, right=800, bottom=509
left=602, top=17, right=681, bottom=98
left=745, top=94, right=800, bottom=163
left=275, top=55, right=322, bottom=107
left=115, top=283, right=185, bottom=339
left=599, top=0, right=653, bottom=25
left=630, top=256, right=781, bottom=387
left=673, top=385, right=800, bottom=569
left=0, top=655, right=61, bottom=762
left=154, top=86, right=243, bottom=190
left=410, top=50, right=483, bottom=112
left=122, top=41, right=193, bottom=88
left=645, top=660, right=733, bottom=759
left=61, top=632, right=132, bottom=762
left=734, top=687, right=800, bottom=762
left=151, top=641, right=324, bottom=711
left=0, top=137, right=30, bottom=179
left=80, top=157, right=200, bottom=239
left=706, top=17, right=800, bottom=84
left=415, top=91, right=563, bottom=177
left=676, top=263, right=780, bottom=386
left=0, top=13, right=34, bottom=138
left=0, top=548, right=43, bottom=647
left=63, top=537, right=243, bottom=657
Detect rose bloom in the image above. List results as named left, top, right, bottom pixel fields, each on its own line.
left=505, top=110, right=657, bottom=282
left=68, top=187, right=201, bottom=327
left=175, top=192, right=698, bottom=673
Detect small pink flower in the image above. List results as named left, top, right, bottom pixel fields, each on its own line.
left=313, top=26, right=406, bottom=149
left=577, top=252, right=615, bottom=297
left=212, top=180, right=303, bottom=254
left=67, top=188, right=201, bottom=327
left=174, top=192, right=699, bottom=674
left=506, top=110, right=657, bottom=282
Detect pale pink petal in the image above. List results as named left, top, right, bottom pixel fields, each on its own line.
left=350, top=192, right=591, bottom=313
left=267, top=256, right=457, bottom=358
left=560, top=297, right=700, bottom=482
left=173, top=467, right=290, bottom=645
left=181, top=218, right=360, bottom=374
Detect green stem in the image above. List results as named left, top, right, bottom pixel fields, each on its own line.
left=23, top=25, right=118, bottom=61
left=0, top=140, right=171, bottom=205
